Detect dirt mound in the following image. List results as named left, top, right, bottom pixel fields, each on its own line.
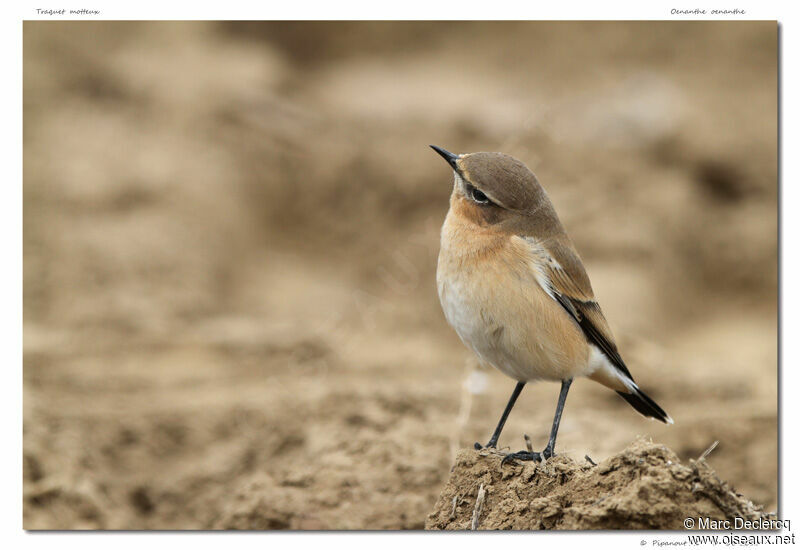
left=426, top=439, right=771, bottom=530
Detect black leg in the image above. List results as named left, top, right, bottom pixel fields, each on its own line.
left=542, top=378, right=572, bottom=459
left=501, top=378, right=573, bottom=466
left=501, top=449, right=541, bottom=465
left=474, top=381, right=525, bottom=450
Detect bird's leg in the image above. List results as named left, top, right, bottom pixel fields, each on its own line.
left=501, top=378, right=573, bottom=466
left=541, top=378, right=573, bottom=460
left=474, top=381, right=525, bottom=450
left=500, top=449, right=542, bottom=464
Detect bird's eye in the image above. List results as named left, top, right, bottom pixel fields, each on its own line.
left=469, top=185, right=490, bottom=204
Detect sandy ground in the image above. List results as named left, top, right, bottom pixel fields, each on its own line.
left=23, top=21, right=777, bottom=529
left=426, top=440, right=772, bottom=530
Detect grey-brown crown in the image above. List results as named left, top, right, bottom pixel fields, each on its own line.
left=458, top=152, right=548, bottom=214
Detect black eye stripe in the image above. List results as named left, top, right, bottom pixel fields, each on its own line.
left=466, top=184, right=490, bottom=205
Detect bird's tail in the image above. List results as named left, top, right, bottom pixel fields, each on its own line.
left=617, top=387, right=672, bottom=424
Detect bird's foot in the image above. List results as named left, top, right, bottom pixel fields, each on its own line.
left=501, top=450, right=542, bottom=465
left=542, top=445, right=556, bottom=460
left=474, top=439, right=499, bottom=451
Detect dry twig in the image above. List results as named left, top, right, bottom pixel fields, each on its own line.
left=698, top=440, right=719, bottom=462
left=470, top=484, right=486, bottom=530
left=449, top=495, right=459, bottom=519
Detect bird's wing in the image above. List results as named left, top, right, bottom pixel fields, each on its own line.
left=519, top=235, right=635, bottom=382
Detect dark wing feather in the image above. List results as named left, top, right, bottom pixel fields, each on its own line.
left=518, top=235, right=671, bottom=423
left=522, top=236, right=635, bottom=382
left=554, top=295, right=634, bottom=381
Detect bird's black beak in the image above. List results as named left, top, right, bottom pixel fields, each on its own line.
left=430, top=145, right=460, bottom=172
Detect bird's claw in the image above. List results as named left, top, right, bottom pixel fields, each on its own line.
left=501, top=450, right=542, bottom=465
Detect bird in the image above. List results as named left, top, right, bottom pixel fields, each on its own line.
left=431, top=145, right=671, bottom=464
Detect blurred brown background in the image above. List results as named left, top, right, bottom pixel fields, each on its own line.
left=23, top=21, right=777, bottom=529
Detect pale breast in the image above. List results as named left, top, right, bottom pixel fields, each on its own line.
left=437, top=211, right=592, bottom=382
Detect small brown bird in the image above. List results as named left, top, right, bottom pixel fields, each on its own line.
left=432, top=145, right=671, bottom=463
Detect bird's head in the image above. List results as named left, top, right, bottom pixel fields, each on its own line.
left=430, top=145, right=555, bottom=232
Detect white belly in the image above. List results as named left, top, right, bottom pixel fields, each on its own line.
left=437, top=245, right=594, bottom=382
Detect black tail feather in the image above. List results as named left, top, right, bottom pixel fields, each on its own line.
left=617, top=387, right=672, bottom=424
